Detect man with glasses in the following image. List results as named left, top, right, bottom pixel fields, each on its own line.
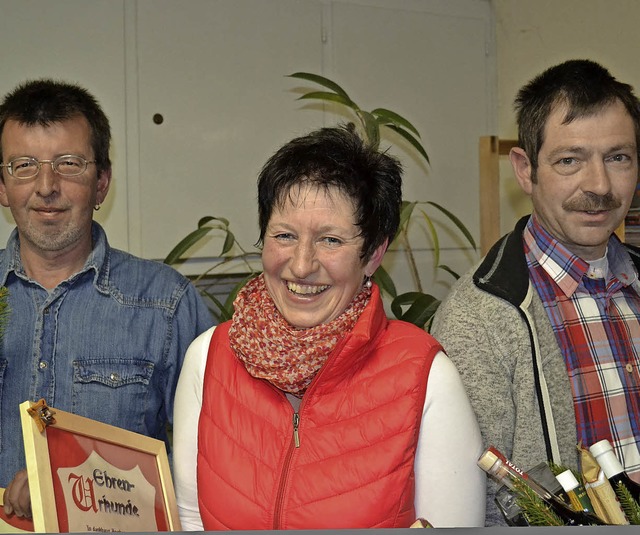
left=0, top=79, right=212, bottom=518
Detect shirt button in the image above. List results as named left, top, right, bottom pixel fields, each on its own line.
left=626, top=363, right=634, bottom=373
left=39, top=361, right=48, bottom=370
left=110, top=372, right=120, bottom=381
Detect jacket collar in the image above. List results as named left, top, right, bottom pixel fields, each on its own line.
left=308, top=284, right=389, bottom=391
left=473, top=214, right=640, bottom=305
left=473, top=215, right=532, bottom=307
left=0, top=221, right=112, bottom=293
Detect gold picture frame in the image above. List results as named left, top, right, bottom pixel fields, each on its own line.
left=19, top=400, right=181, bottom=533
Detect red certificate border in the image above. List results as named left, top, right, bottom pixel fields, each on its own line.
left=47, top=427, right=168, bottom=531
left=19, top=400, right=181, bottom=533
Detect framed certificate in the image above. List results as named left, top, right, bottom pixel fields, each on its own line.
left=19, top=399, right=181, bottom=533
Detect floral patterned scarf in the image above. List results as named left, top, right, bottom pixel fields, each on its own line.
left=228, top=274, right=371, bottom=397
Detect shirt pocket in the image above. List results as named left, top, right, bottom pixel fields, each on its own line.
left=72, top=359, right=155, bottom=433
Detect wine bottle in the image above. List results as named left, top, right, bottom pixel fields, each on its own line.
left=555, top=469, right=595, bottom=514
left=478, top=446, right=606, bottom=526
left=589, top=439, right=640, bottom=502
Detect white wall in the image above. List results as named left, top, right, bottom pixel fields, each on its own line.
left=0, top=0, right=496, bottom=303
left=3, top=1, right=636, bottom=300
left=0, top=1, right=130, bottom=249
left=493, top=0, right=640, bottom=233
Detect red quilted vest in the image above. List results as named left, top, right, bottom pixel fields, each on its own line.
left=197, top=289, right=441, bottom=529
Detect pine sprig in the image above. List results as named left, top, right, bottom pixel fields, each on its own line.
left=614, top=481, right=640, bottom=525
left=512, top=479, right=565, bottom=526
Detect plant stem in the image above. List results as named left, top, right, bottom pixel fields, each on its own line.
left=401, top=227, right=423, bottom=293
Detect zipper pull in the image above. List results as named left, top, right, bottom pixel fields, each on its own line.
left=293, top=412, right=300, bottom=448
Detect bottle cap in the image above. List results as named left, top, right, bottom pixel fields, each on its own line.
left=556, top=469, right=580, bottom=492
left=589, top=439, right=624, bottom=478
left=477, top=449, right=500, bottom=472
left=589, top=439, right=614, bottom=458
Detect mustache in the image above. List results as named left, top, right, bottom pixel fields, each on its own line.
left=562, top=192, right=622, bottom=212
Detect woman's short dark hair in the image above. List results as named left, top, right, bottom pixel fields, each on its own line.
left=257, top=124, right=403, bottom=261
left=0, top=79, right=111, bottom=174
left=515, top=59, right=640, bottom=173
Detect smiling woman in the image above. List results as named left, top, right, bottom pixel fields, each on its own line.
left=172, top=124, right=486, bottom=530
left=261, top=181, right=385, bottom=331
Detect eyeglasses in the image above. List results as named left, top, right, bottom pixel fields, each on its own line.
left=0, top=155, right=96, bottom=179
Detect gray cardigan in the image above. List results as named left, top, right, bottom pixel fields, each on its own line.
left=431, top=215, right=640, bottom=525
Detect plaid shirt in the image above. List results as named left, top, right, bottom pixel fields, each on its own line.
left=524, top=216, right=640, bottom=481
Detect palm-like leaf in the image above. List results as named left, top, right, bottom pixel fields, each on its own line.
left=358, top=110, right=380, bottom=148
left=372, top=264, right=397, bottom=299
left=419, top=208, right=440, bottom=269
left=164, top=226, right=217, bottom=264
left=221, top=230, right=235, bottom=255
left=164, top=216, right=233, bottom=264
left=390, top=292, right=440, bottom=329
left=288, top=72, right=351, bottom=100
left=395, top=201, right=416, bottom=241
left=426, top=201, right=476, bottom=249
left=437, top=264, right=460, bottom=280
left=385, top=124, right=429, bottom=164
left=201, top=289, right=231, bottom=323
left=297, top=91, right=357, bottom=110
left=222, top=273, right=260, bottom=319
left=371, top=108, right=421, bottom=137
left=198, top=215, right=229, bottom=227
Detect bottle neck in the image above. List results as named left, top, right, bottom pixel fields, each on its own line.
left=596, top=451, right=625, bottom=479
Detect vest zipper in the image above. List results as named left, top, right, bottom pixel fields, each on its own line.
left=293, top=412, right=300, bottom=448
left=273, top=411, right=300, bottom=528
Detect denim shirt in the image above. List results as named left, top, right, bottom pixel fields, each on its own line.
left=0, top=222, right=212, bottom=486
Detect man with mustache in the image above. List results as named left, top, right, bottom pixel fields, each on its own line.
left=432, top=59, right=640, bottom=525
left=0, top=79, right=212, bottom=518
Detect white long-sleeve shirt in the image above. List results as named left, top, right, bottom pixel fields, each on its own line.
left=173, top=327, right=486, bottom=529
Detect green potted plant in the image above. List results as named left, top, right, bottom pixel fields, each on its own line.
left=165, top=73, right=476, bottom=329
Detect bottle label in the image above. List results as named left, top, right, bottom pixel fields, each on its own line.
left=505, top=458, right=526, bottom=478
left=488, top=447, right=528, bottom=478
